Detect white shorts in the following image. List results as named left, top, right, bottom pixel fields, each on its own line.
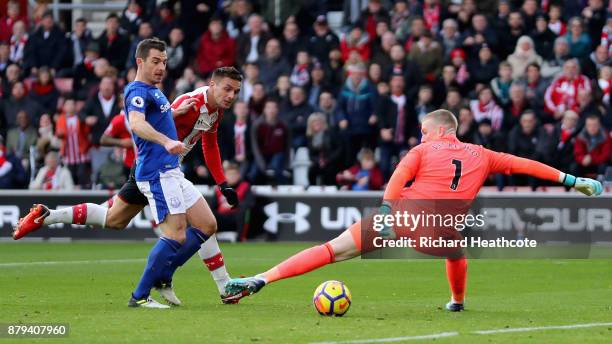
left=136, top=168, right=202, bottom=224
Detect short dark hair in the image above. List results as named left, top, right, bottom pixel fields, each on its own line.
left=76, top=17, right=87, bottom=24
left=135, top=37, right=166, bottom=60
left=212, top=67, right=243, bottom=82
left=106, top=13, right=119, bottom=21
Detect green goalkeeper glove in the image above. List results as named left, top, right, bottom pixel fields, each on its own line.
left=562, top=174, right=603, bottom=196
left=377, top=201, right=396, bottom=239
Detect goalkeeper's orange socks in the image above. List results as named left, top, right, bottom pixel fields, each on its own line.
left=43, top=203, right=108, bottom=227
left=258, top=243, right=336, bottom=284
left=445, top=256, right=467, bottom=304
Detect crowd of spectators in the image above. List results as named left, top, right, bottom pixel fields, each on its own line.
left=0, top=0, right=611, bottom=192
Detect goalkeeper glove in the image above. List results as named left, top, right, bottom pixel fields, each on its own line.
left=377, top=201, right=396, bottom=239
left=562, top=174, right=603, bottom=196
left=219, top=182, right=239, bottom=207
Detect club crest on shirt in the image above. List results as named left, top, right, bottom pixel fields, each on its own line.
left=169, top=197, right=181, bottom=208
left=131, top=96, right=144, bottom=108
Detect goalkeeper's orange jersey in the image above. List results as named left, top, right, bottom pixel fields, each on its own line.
left=383, top=136, right=562, bottom=201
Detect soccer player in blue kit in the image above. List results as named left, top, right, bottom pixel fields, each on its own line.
left=124, top=37, right=216, bottom=308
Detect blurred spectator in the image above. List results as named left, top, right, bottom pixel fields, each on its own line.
left=307, top=15, right=339, bottom=64
left=100, top=110, right=134, bottom=172
left=503, top=83, right=532, bottom=130
left=8, top=20, right=27, bottom=65
left=343, top=0, right=369, bottom=27
left=126, top=22, right=153, bottom=70
left=340, top=25, right=370, bottom=63
left=97, top=13, right=130, bottom=72
left=520, top=63, right=548, bottom=113
left=56, top=97, right=91, bottom=188
left=177, top=0, right=215, bottom=45
left=2, top=81, right=45, bottom=128
left=472, top=118, right=505, bottom=152
left=461, top=14, right=499, bottom=56
left=35, top=113, right=61, bottom=162
left=307, top=63, right=327, bottom=108
left=565, top=17, right=592, bottom=59
left=456, top=106, right=477, bottom=143
left=30, top=67, right=59, bottom=113
left=335, top=63, right=378, bottom=157
left=270, top=74, right=290, bottom=104
left=441, top=87, right=465, bottom=116
left=1, top=63, right=21, bottom=100
left=433, top=64, right=459, bottom=105
left=386, top=43, right=423, bottom=100
left=23, top=11, right=67, bottom=75
left=306, top=112, right=344, bottom=185
left=581, top=0, right=607, bottom=45
left=0, top=42, right=10, bottom=75
left=151, top=2, right=176, bottom=42
left=573, top=114, right=611, bottom=176
left=0, top=135, right=27, bottom=189
left=29, top=151, right=74, bottom=190
left=239, top=62, right=258, bottom=102
left=257, top=38, right=290, bottom=92
left=507, top=111, right=552, bottom=187
left=73, top=47, right=108, bottom=100
left=324, top=48, right=344, bottom=95
left=358, top=0, right=390, bottom=40
left=120, top=0, right=144, bottom=36
left=6, top=109, right=36, bottom=163
left=470, top=86, right=503, bottom=131
left=218, top=101, right=250, bottom=174
left=97, top=147, right=126, bottom=190
left=414, top=84, right=436, bottom=123
left=371, top=31, right=395, bottom=68
left=547, top=4, right=566, bottom=36
left=550, top=110, right=580, bottom=172
left=531, top=14, right=556, bottom=61
left=164, top=27, right=188, bottom=93
left=408, top=29, right=443, bottom=81
left=0, top=1, right=27, bottom=43
left=439, top=18, right=461, bottom=59
left=212, top=160, right=254, bottom=237
left=490, top=61, right=514, bottom=107
left=80, top=76, right=119, bottom=178
left=247, top=82, right=266, bottom=119
left=581, top=45, right=610, bottom=80
left=390, top=0, right=412, bottom=40
left=174, top=67, right=198, bottom=96
left=577, top=87, right=606, bottom=120
left=377, top=74, right=417, bottom=179
left=403, top=16, right=426, bottom=52
left=544, top=59, right=591, bottom=120
left=541, top=37, right=571, bottom=79
left=336, top=148, right=383, bottom=191
left=225, top=0, right=252, bottom=39
left=519, top=0, right=538, bottom=33
left=316, top=91, right=336, bottom=123
left=467, top=43, right=499, bottom=85
left=289, top=51, right=310, bottom=87
left=68, top=18, right=93, bottom=67
left=196, top=17, right=235, bottom=77
left=422, top=0, right=447, bottom=34
left=281, top=20, right=306, bottom=65
left=449, top=48, right=470, bottom=88
left=507, top=36, right=543, bottom=80
left=368, top=62, right=383, bottom=85
left=249, top=99, right=290, bottom=184
left=499, top=11, right=526, bottom=59
left=282, top=86, right=314, bottom=148
left=598, top=66, right=611, bottom=108
left=236, top=14, right=269, bottom=66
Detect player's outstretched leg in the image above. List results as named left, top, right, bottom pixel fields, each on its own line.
left=445, top=256, right=467, bottom=311
left=224, top=221, right=362, bottom=302
left=13, top=202, right=109, bottom=239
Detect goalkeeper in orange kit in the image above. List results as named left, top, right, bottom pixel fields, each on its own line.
left=224, top=109, right=603, bottom=311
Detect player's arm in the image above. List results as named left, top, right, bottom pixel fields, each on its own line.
left=201, top=128, right=239, bottom=207
left=486, top=149, right=603, bottom=196
left=376, top=149, right=422, bottom=238
left=128, top=110, right=184, bottom=154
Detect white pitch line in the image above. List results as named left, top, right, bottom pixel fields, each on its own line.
left=473, top=322, right=612, bottom=334
left=310, top=332, right=459, bottom=344
left=0, top=258, right=145, bottom=267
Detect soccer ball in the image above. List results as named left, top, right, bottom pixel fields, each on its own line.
left=312, top=280, right=352, bottom=316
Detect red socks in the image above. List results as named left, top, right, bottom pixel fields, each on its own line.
left=445, top=256, right=467, bottom=303
left=262, top=243, right=336, bottom=283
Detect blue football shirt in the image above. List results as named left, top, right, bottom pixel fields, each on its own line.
left=124, top=81, right=179, bottom=181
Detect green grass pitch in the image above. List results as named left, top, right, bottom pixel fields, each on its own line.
left=1, top=242, right=611, bottom=343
